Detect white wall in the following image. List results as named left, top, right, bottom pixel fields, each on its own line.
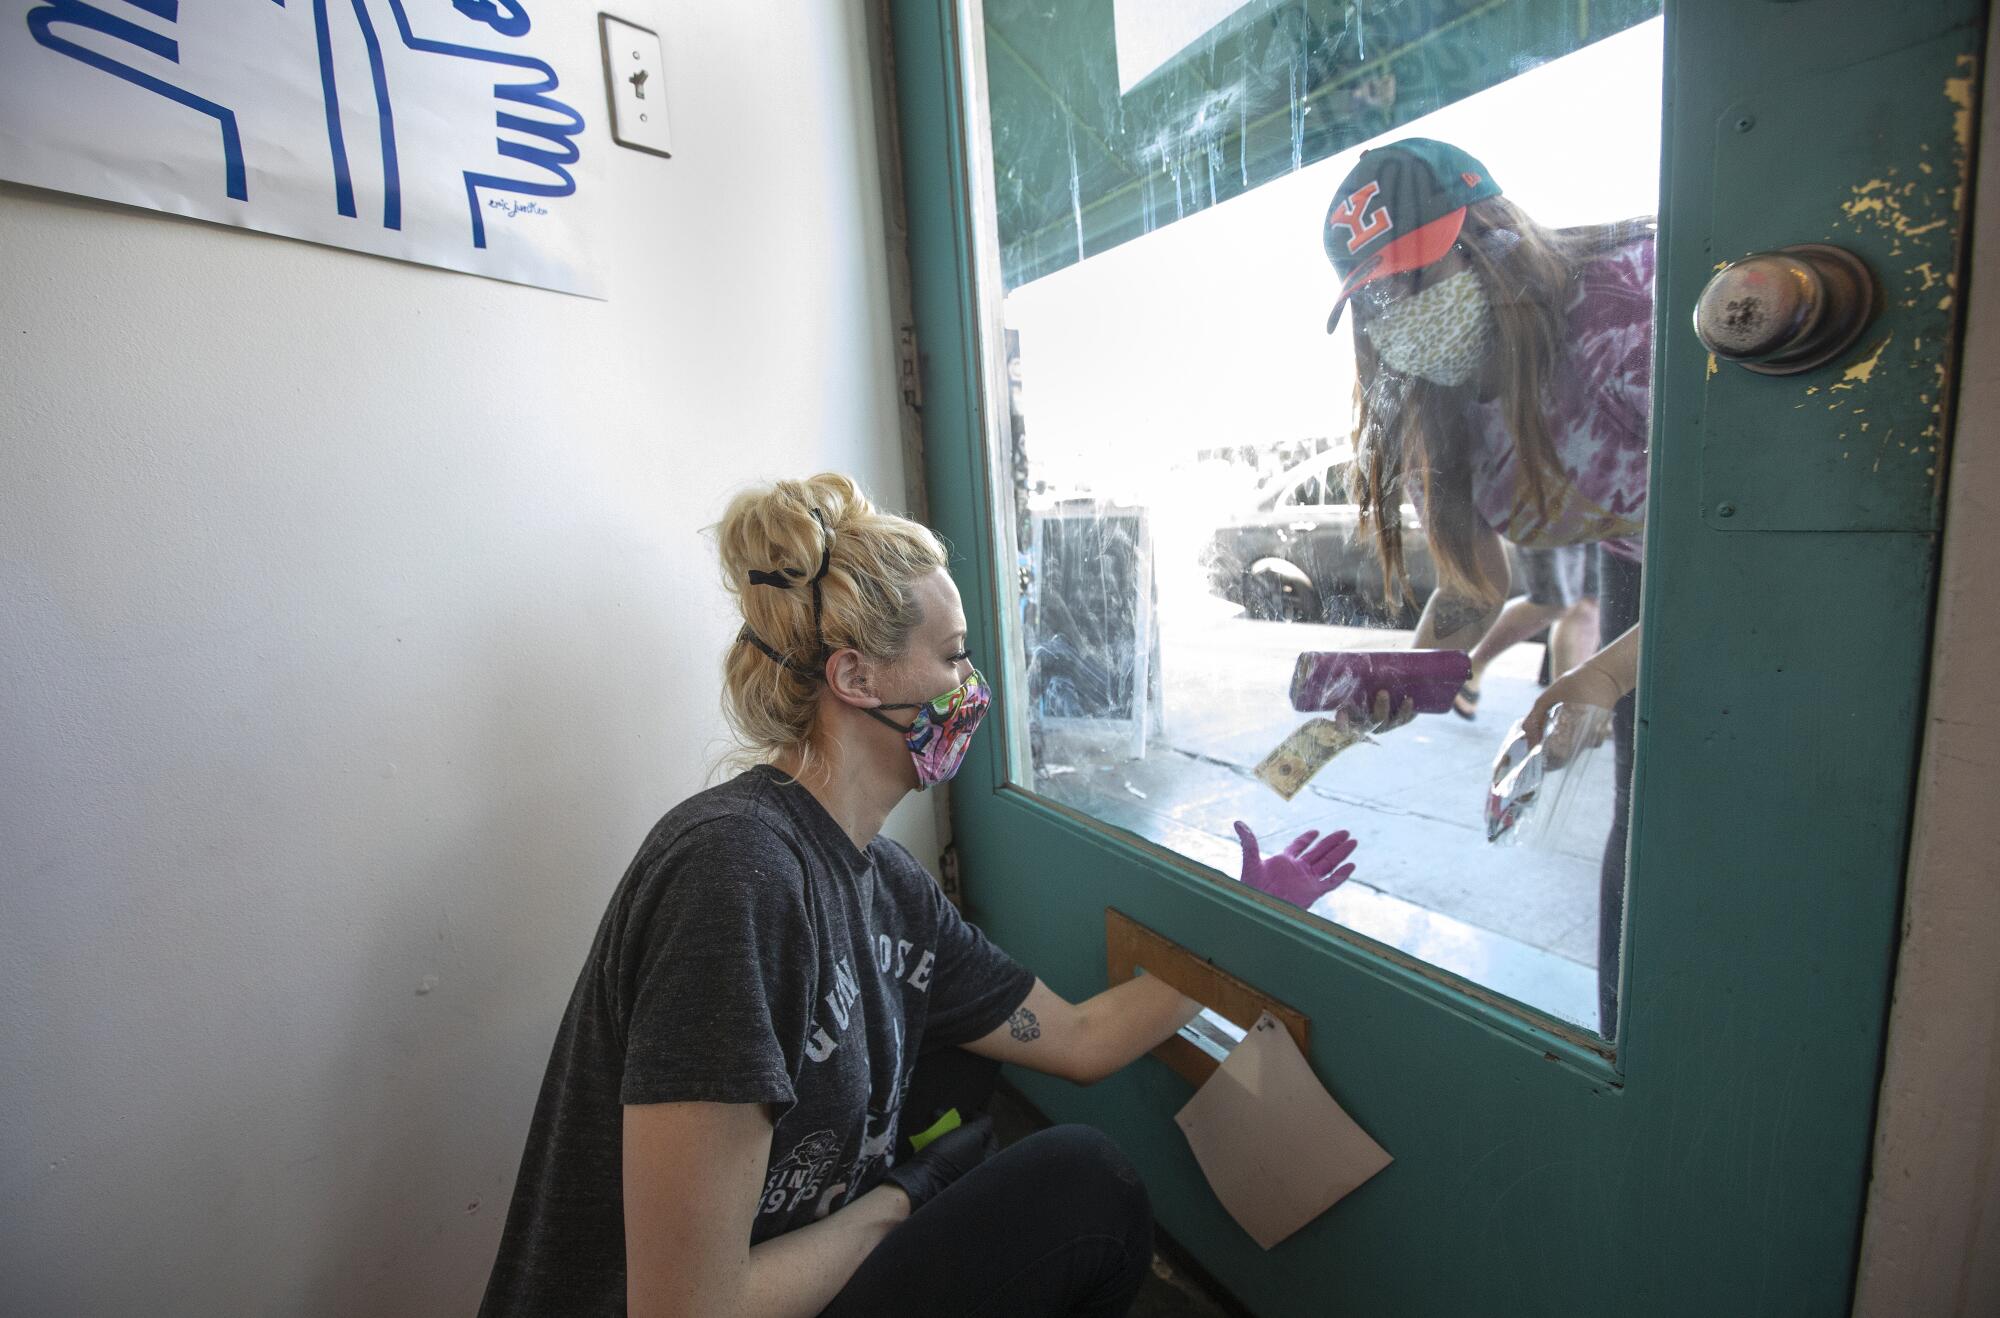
left=0, top=3, right=935, bottom=1313
left=1852, top=10, right=2000, bottom=1314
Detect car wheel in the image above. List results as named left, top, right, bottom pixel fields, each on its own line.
left=1244, top=560, right=1313, bottom=623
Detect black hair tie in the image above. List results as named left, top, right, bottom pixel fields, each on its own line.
left=737, top=626, right=823, bottom=677
left=739, top=506, right=834, bottom=677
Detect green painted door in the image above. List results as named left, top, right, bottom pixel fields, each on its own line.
left=890, top=1, right=1983, bottom=1313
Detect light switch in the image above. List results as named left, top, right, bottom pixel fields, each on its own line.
left=599, top=14, right=672, bottom=158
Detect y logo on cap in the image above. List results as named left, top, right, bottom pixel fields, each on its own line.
left=1327, top=180, right=1394, bottom=253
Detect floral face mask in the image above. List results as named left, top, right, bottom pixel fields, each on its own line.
left=866, top=668, right=991, bottom=789
left=1364, top=267, right=1495, bottom=387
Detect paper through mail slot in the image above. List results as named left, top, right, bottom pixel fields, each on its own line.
left=1175, top=1011, right=1392, bottom=1248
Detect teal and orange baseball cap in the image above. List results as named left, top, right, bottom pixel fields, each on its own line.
left=1323, top=138, right=1503, bottom=332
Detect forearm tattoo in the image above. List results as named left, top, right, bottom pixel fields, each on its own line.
left=1007, top=1007, right=1041, bottom=1043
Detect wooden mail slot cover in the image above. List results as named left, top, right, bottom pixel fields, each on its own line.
left=1105, top=907, right=1310, bottom=1087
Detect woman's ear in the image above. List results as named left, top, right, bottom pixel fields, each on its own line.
left=823, top=648, right=879, bottom=710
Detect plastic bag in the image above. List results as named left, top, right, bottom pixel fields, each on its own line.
left=1485, top=702, right=1614, bottom=848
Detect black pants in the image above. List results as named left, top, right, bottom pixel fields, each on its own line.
left=819, top=1123, right=1154, bottom=1318
left=1597, top=549, right=1643, bottom=1034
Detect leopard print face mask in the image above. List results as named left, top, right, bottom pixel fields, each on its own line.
left=1364, top=268, right=1494, bottom=387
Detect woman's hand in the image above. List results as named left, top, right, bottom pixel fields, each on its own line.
left=882, top=1115, right=998, bottom=1213
left=625, top=1101, right=911, bottom=1318
left=1523, top=663, right=1623, bottom=748
left=1336, top=688, right=1417, bottom=739
left=1524, top=625, right=1643, bottom=746
left=1234, top=822, right=1359, bottom=909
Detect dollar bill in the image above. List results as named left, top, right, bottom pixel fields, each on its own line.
left=1253, top=717, right=1368, bottom=800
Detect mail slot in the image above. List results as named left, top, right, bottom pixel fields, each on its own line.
left=1105, top=908, right=1311, bottom=1086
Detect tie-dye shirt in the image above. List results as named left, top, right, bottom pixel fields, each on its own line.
left=1466, top=232, right=1655, bottom=562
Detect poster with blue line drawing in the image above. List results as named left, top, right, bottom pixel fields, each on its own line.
left=1, top=0, right=605, bottom=296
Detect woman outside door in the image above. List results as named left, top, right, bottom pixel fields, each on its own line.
left=1324, top=138, right=1654, bottom=1031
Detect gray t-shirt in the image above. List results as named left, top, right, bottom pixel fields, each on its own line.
left=477, top=766, right=1034, bottom=1317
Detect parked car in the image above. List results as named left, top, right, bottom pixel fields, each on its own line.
left=1203, top=451, right=1438, bottom=626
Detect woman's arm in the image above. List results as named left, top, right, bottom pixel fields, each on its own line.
left=961, top=976, right=1202, bottom=1086
left=1524, top=623, right=1642, bottom=743
left=624, top=1101, right=909, bottom=1318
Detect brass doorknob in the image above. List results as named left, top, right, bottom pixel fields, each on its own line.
left=1692, top=244, right=1877, bottom=376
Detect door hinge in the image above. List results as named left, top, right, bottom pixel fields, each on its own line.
left=898, top=324, right=924, bottom=413
left=938, top=842, right=962, bottom=909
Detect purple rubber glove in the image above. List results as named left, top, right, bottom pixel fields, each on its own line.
left=1234, top=822, right=1358, bottom=909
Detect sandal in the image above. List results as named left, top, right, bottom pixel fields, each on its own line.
left=1452, top=680, right=1480, bottom=721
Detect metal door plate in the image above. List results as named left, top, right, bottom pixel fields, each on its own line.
left=1699, top=31, right=1972, bottom=533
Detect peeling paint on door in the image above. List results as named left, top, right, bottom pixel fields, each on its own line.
left=1830, top=336, right=1892, bottom=390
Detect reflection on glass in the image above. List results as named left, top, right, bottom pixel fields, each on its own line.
left=974, top=3, right=1663, bottom=1036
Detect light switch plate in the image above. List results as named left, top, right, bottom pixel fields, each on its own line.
left=599, top=14, right=672, bottom=158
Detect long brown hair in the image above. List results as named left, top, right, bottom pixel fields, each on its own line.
left=1348, top=197, right=1654, bottom=606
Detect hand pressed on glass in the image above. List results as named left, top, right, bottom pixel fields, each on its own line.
left=1234, top=823, right=1359, bottom=910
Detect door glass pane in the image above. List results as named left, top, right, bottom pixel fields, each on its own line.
left=968, top=0, right=1662, bottom=1036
